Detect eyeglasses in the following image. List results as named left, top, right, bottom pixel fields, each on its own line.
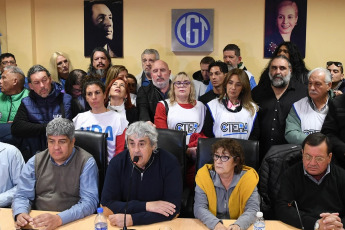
left=213, top=154, right=235, bottom=162
left=327, top=61, right=343, bottom=67
left=173, top=81, right=191, bottom=87
left=1, top=61, right=16, bottom=65
left=303, top=153, right=326, bottom=163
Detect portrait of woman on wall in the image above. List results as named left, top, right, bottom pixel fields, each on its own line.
left=264, top=0, right=307, bottom=58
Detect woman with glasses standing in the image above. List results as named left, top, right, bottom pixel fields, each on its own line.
left=194, top=139, right=260, bottom=230
left=154, top=72, right=206, bottom=144
left=203, top=69, right=259, bottom=140
left=155, top=72, right=206, bottom=189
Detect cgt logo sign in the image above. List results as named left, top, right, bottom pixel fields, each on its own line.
left=172, top=9, right=214, bottom=52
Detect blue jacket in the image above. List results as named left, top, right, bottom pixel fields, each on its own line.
left=22, top=82, right=72, bottom=124
left=11, top=82, right=72, bottom=156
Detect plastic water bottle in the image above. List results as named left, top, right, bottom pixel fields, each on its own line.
left=95, top=207, right=108, bottom=230
left=253, top=211, right=265, bottom=230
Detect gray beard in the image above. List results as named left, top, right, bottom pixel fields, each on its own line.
left=95, top=69, right=106, bottom=78
left=269, top=72, right=291, bottom=88
left=153, top=79, right=169, bottom=90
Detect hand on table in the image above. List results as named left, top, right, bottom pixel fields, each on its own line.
left=15, top=213, right=33, bottom=228
left=109, top=213, right=133, bottom=227
left=32, top=213, right=62, bottom=230
left=319, top=212, right=343, bottom=230
left=146, top=200, right=176, bottom=216
left=214, top=222, right=228, bottom=230
left=228, top=224, right=241, bottom=230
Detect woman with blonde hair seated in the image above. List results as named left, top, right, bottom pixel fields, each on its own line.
left=194, top=139, right=260, bottom=230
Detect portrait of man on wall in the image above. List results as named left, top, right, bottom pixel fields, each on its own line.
left=84, top=0, right=123, bottom=58
left=264, top=0, right=307, bottom=58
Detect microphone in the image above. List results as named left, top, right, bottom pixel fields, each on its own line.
left=122, top=156, right=139, bottom=230
left=288, top=200, right=304, bottom=230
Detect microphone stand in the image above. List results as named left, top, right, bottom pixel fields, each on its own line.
left=122, top=156, right=139, bottom=230
left=288, top=200, right=305, bottom=230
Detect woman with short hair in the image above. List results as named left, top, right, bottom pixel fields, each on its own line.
left=194, top=139, right=260, bottom=230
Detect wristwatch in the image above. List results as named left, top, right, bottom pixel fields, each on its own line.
left=314, top=220, right=320, bottom=230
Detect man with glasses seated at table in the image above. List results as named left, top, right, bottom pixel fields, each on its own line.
left=327, top=61, right=344, bottom=97
left=275, top=133, right=345, bottom=230
left=12, top=118, right=99, bottom=230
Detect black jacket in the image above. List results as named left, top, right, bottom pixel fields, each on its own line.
left=258, top=144, right=302, bottom=219
left=137, top=83, right=169, bottom=122
left=322, top=94, right=345, bottom=167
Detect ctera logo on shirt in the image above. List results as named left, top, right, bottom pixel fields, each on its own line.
left=221, top=122, right=248, bottom=136
left=175, top=122, right=199, bottom=135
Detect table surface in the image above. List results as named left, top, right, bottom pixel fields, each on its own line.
left=0, top=208, right=299, bottom=230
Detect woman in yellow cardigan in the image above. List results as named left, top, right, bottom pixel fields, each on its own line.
left=194, top=139, right=260, bottom=230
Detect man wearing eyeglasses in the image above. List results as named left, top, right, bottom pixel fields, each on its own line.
left=285, top=68, right=332, bottom=145
left=276, top=132, right=345, bottom=230
left=326, top=61, right=344, bottom=97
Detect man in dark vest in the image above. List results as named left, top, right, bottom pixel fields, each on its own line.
left=13, top=118, right=98, bottom=230
left=11, top=64, right=72, bottom=159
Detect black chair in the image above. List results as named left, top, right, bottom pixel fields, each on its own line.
left=156, top=128, right=191, bottom=217
left=74, top=130, right=108, bottom=199
left=196, top=137, right=260, bottom=172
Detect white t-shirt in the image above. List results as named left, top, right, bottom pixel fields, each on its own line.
left=73, top=110, right=128, bottom=162
left=161, top=100, right=206, bottom=144
left=207, top=98, right=257, bottom=139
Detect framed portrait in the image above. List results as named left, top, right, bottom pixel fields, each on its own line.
left=264, top=0, right=307, bottom=58
left=84, top=0, right=123, bottom=58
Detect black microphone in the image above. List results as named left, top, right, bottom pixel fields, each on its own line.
left=122, top=156, right=139, bottom=230
left=288, top=200, right=305, bottom=230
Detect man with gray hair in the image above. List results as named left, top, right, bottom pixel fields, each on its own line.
left=137, top=60, right=171, bottom=122
left=0, top=66, right=29, bottom=123
left=13, top=118, right=98, bottom=230
left=11, top=64, right=72, bottom=158
left=285, top=68, right=332, bottom=144
left=135, top=48, right=160, bottom=89
left=252, top=55, right=307, bottom=161
left=101, top=121, right=182, bottom=228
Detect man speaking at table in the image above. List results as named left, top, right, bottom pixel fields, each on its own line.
left=12, top=118, right=99, bottom=230
left=101, top=121, right=182, bottom=227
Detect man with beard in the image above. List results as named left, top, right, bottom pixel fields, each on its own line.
left=87, top=47, right=112, bottom=84
left=137, top=60, right=171, bottom=123
left=285, top=68, right=332, bottom=145
left=252, top=55, right=306, bottom=161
